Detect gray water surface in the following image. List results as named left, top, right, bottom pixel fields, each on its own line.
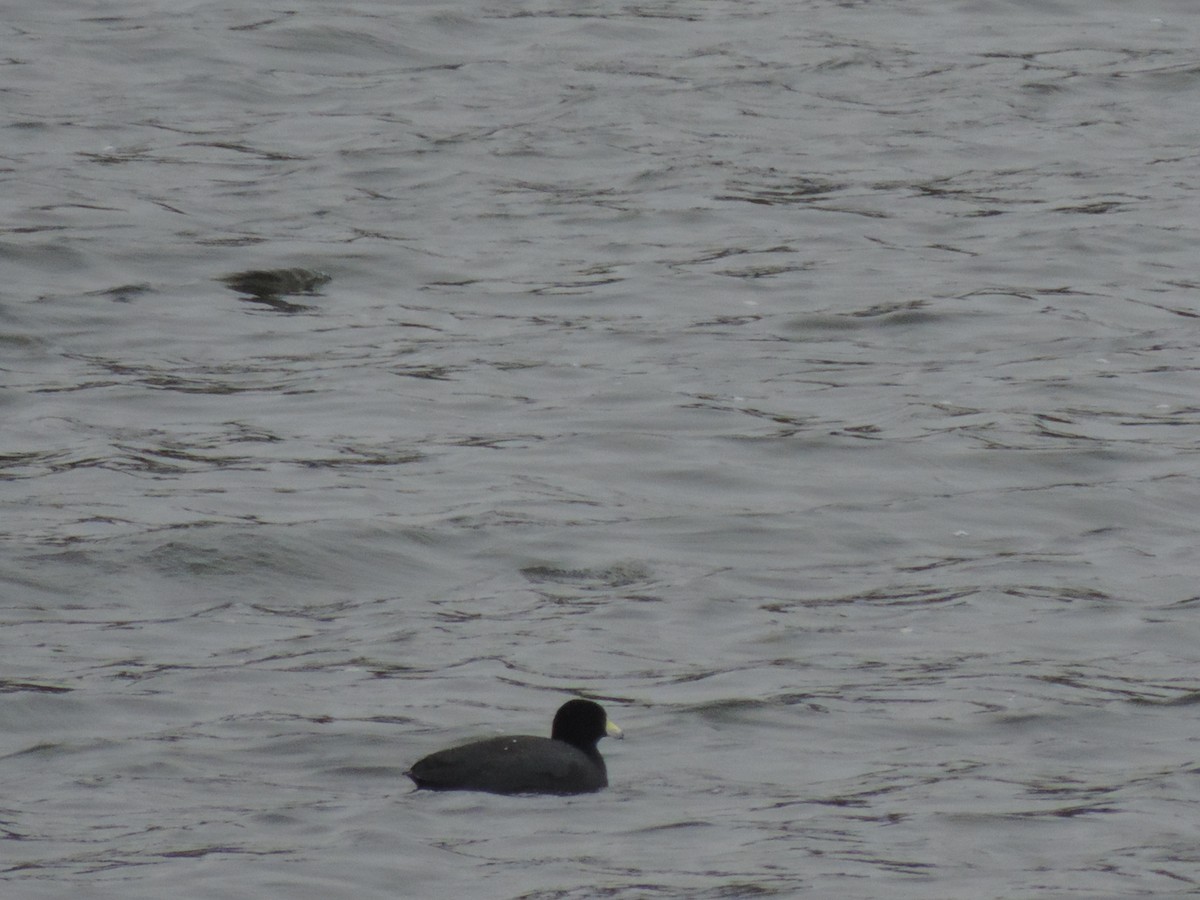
left=4, top=1, right=1200, bottom=897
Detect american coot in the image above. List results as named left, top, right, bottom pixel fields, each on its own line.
left=407, top=699, right=623, bottom=795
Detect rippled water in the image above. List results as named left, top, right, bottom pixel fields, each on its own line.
left=4, top=0, right=1200, bottom=896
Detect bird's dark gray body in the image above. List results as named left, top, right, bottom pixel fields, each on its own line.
left=408, top=734, right=607, bottom=795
